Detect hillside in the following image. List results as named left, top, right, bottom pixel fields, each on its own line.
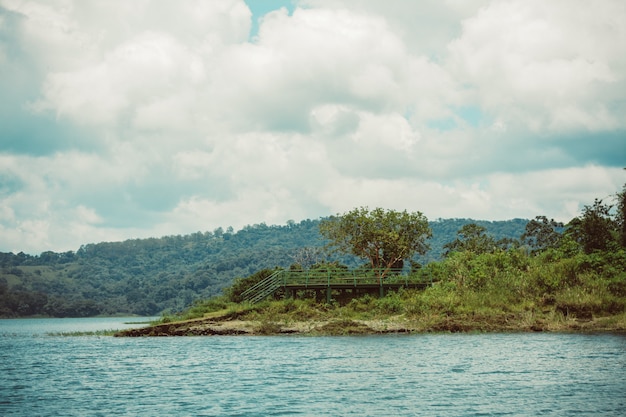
left=0, top=218, right=527, bottom=317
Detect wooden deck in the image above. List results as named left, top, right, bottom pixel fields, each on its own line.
left=284, top=282, right=429, bottom=303
left=241, top=269, right=433, bottom=304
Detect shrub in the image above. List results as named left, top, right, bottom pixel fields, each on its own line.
left=226, top=269, right=278, bottom=303
left=373, top=291, right=404, bottom=315
left=255, top=320, right=282, bottom=335
left=403, top=282, right=461, bottom=316
left=346, top=294, right=376, bottom=314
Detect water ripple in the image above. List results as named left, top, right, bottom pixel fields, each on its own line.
left=1, top=321, right=625, bottom=416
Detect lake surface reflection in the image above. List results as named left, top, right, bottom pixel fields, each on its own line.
left=1, top=318, right=625, bottom=416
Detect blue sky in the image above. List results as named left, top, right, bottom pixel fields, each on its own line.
left=246, top=0, right=295, bottom=39
left=0, top=0, right=624, bottom=254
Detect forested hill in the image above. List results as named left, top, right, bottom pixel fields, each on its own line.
left=0, top=218, right=527, bottom=317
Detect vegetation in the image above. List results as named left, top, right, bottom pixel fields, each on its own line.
left=146, top=247, right=625, bottom=333
left=5, top=183, right=625, bottom=327
left=521, top=216, right=564, bottom=253
left=319, top=207, right=431, bottom=278
left=46, top=329, right=119, bottom=337
left=443, top=223, right=512, bottom=256
left=0, top=218, right=526, bottom=318
left=0, top=221, right=324, bottom=317
left=147, top=184, right=626, bottom=334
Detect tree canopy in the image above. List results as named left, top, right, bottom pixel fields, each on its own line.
left=567, top=198, right=617, bottom=253
left=319, top=207, right=432, bottom=279
left=443, top=223, right=497, bottom=256
left=616, top=183, right=626, bottom=247
left=521, top=216, right=564, bottom=254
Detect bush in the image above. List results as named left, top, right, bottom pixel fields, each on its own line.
left=346, top=294, right=376, bottom=314
left=177, top=296, right=231, bottom=320
left=553, top=287, right=622, bottom=318
left=403, top=282, right=461, bottom=316
left=255, top=320, right=282, bottom=335
left=226, top=268, right=277, bottom=302
left=374, top=292, right=404, bottom=315
left=608, top=272, right=626, bottom=297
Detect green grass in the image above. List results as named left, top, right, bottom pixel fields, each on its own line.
left=46, top=329, right=119, bottom=337
left=160, top=277, right=625, bottom=332
left=151, top=247, right=626, bottom=334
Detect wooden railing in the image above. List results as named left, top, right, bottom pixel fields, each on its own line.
left=240, top=270, right=283, bottom=304
left=278, top=268, right=410, bottom=286
left=242, top=269, right=433, bottom=304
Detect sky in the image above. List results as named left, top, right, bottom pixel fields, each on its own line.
left=1, top=0, right=625, bottom=254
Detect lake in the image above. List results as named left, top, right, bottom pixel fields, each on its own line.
left=1, top=318, right=625, bottom=416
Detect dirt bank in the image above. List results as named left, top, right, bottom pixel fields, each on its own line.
left=115, top=311, right=626, bottom=336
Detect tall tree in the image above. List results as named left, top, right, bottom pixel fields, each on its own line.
left=443, top=223, right=497, bottom=256
left=617, top=183, right=626, bottom=248
left=567, top=199, right=617, bottom=253
left=290, top=247, right=324, bottom=269
left=521, top=216, right=563, bottom=253
left=319, top=207, right=431, bottom=280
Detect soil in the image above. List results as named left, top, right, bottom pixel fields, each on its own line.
left=114, top=311, right=626, bottom=337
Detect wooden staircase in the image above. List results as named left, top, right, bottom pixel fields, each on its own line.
left=241, top=270, right=284, bottom=304
left=241, top=268, right=432, bottom=304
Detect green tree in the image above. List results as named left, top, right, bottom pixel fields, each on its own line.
left=567, top=199, right=617, bottom=253
left=617, top=183, right=626, bottom=248
left=319, top=207, right=431, bottom=280
left=521, top=215, right=563, bottom=253
left=443, top=223, right=497, bottom=256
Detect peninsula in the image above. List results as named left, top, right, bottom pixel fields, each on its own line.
left=115, top=299, right=626, bottom=336
left=119, top=190, right=626, bottom=337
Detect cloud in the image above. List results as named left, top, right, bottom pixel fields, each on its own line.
left=0, top=0, right=624, bottom=254
left=209, top=6, right=420, bottom=132
left=301, top=0, right=492, bottom=57
left=447, top=0, right=626, bottom=132
left=31, top=31, right=206, bottom=129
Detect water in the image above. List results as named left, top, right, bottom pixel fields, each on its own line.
left=1, top=318, right=625, bottom=416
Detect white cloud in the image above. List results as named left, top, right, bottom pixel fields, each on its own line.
left=351, top=111, right=419, bottom=151
left=172, top=151, right=214, bottom=181
left=0, top=0, right=624, bottom=254
left=32, top=32, right=202, bottom=127
left=164, top=187, right=311, bottom=235
left=447, top=0, right=626, bottom=131
left=74, top=205, right=102, bottom=225
left=211, top=6, right=423, bottom=131
left=300, top=0, right=491, bottom=57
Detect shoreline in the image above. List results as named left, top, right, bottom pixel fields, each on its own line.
left=115, top=312, right=626, bottom=337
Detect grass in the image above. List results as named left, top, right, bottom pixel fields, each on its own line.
left=143, top=248, right=626, bottom=335
left=149, top=286, right=625, bottom=335
left=46, top=329, right=119, bottom=337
